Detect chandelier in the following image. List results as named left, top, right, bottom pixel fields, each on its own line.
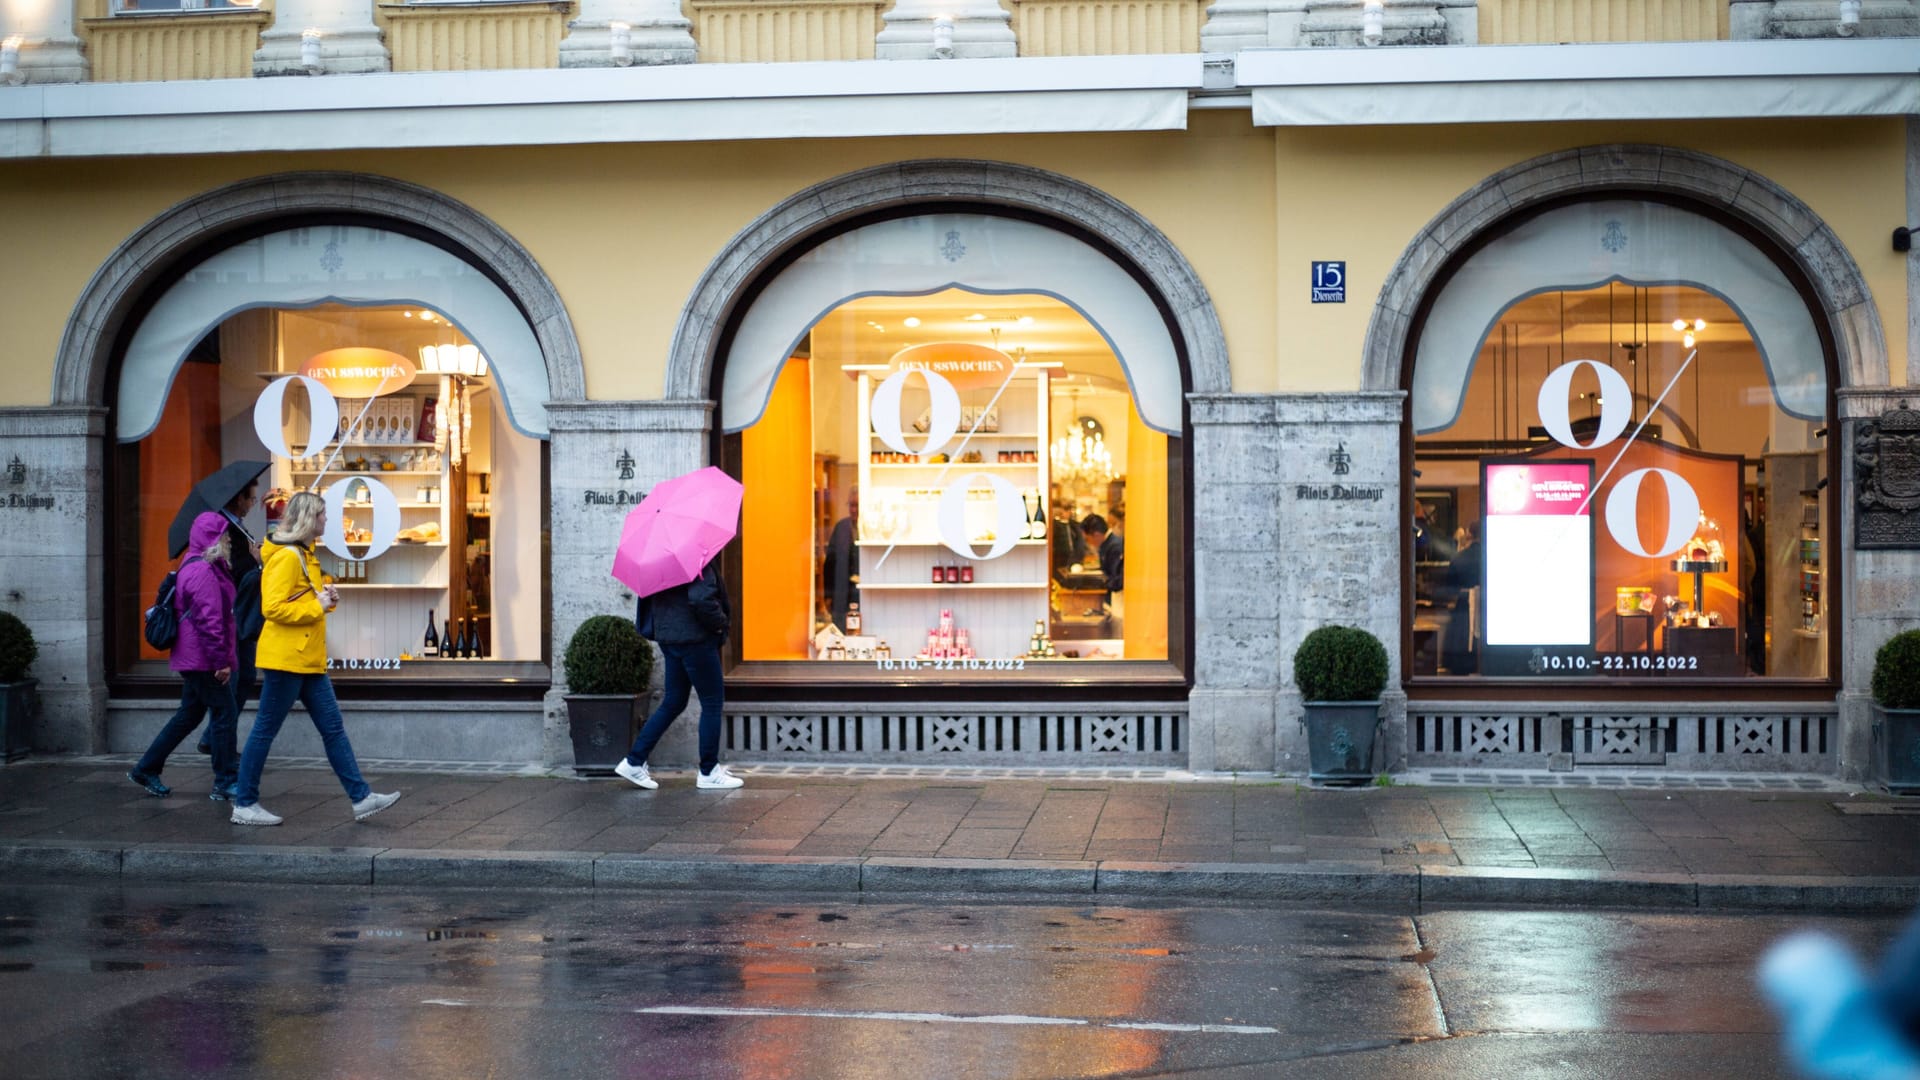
left=1051, top=420, right=1113, bottom=488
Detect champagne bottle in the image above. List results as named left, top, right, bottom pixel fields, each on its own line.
left=441, top=616, right=453, bottom=658
left=423, top=610, right=439, bottom=658
left=455, top=617, right=469, bottom=658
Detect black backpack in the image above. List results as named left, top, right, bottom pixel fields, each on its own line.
left=143, top=571, right=180, bottom=651
left=233, top=565, right=264, bottom=643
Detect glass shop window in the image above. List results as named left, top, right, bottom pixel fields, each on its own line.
left=736, top=290, right=1174, bottom=667
left=1409, top=200, right=1830, bottom=681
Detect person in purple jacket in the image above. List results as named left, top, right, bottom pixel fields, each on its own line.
left=127, top=511, right=240, bottom=800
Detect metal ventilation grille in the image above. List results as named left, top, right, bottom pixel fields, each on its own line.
left=723, top=705, right=1186, bottom=765
left=1409, top=703, right=1836, bottom=771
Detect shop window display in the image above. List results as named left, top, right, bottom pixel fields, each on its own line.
left=112, top=224, right=548, bottom=681
left=1409, top=200, right=1830, bottom=682
left=736, top=289, right=1173, bottom=667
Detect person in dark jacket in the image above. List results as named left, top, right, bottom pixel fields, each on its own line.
left=128, top=512, right=240, bottom=800
left=197, top=478, right=261, bottom=756
left=616, top=559, right=742, bottom=791
left=822, top=490, right=859, bottom=632
left=1079, top=514, right=1125, bottom=609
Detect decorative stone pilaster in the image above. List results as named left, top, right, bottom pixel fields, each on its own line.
left=1301, top=0, right=1449, bottom=47
left=0, top=0, right=89, bottom=84
left=559, top=0, right=696, bottom=67
left=1837, top=388, right=1920, bottom=782
left=0, top=408, right=108, bottom=755
left=1199, top=0, right=1309, bottom=51
left=1730, top=0, right=1920, bottom=38
left=253, top=0, right=388, bottom=76
left=545, top=399, right=711, bottom=768
left=875, top=0, right=1015, bottom=60
left=1189, top=391, right=1405, bottom=776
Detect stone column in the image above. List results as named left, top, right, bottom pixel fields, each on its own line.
left=1836, top=389, right=1920, bottom=782
left=559, top=0, right=696, bottom=67
left=1731, top=0, right=1919, bottom=38
left=254, top=0, right=388, bottom=76
left=1301, top=0, right=1450, bottom=47
left=546, top=400, right=711, bottom=768
left=1200, top=0, right=1309, bottom=51
left=0, top=408, right=108, bottom=754
left=1188, top=392, right=1405, bottom=776
left=875, top=0, right=1015, bottom=60
left=0, top=0, right=88, bottom=84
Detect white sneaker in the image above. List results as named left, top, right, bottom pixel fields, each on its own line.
left=230, top=803, right=282, bottom=826
left=352, top=791, right=401, bottom=821
left=614, top=759, right=658, bottom=790
left=696, top=765, right=744, bottom=790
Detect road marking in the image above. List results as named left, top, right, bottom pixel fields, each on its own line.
left=633, top=1004, right=1279, bottom=1035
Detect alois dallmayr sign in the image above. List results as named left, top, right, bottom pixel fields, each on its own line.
left=1854, top=400, right=1920, bottom=549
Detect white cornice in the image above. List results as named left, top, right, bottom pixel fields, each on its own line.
left=1238, top=39, right=1920, bottom=125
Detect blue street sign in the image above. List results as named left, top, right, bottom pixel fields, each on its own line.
left=1311, top=261, right=1346, bottom=304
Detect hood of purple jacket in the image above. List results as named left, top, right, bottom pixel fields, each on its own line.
left=170, top=512, right=238, bottom=673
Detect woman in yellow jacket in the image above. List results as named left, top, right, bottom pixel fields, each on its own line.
left=230, top=491, right=400, bottom=826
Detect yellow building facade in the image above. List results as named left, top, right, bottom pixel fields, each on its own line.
left=0, top=0, right=1914, bottom=780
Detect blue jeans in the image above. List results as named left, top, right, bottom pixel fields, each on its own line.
left=194, top=636, right=256, bottom=750
left=626, top=639, right=724, bottom=773
left=236, top=669, right=370, bottom=807
left=137, top=672, right=238, bottom=786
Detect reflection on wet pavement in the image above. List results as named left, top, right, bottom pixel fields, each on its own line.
left=0, top=884, right=1901, bottom=1079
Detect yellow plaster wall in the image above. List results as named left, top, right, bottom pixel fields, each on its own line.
left=0, top=114, right=1902, bottom=412
left=1269, top=119, right=1909, bottom=392
left=0, top=111, right=1276, bottom=405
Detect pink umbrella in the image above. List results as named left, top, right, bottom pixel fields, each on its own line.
left=611, top=466, right=744, bottom=598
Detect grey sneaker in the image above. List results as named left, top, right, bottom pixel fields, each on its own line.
left=230, top=803, right=282, bottom=826
left=352, top=791, right=400, bottom=821
left=613, top=759, right=658, bottom=790
left=696, top=764, right=744, bottom=790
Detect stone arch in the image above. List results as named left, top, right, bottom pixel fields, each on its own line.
left=54, top=171, right=585, bottom=409
left=1362, top=144, right=1888, bottom=394
left=666, top=159, right=1231, bottom=403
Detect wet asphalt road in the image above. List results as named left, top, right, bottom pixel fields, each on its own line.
left=0, top=884, right=1900, bottom=1079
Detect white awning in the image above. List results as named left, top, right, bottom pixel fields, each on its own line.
left=1241, top=39, right=1920, bottom=126
left=0, top=55, right=1200, bottom=158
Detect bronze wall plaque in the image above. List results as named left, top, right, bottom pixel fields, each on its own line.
left=1854, top=401, right=1920, bottom=549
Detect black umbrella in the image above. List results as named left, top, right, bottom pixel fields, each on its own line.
left=167, top=460, right=271, bottom=558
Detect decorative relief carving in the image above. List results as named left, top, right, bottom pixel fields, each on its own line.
left=1854, top=401, right=1920, bottom=549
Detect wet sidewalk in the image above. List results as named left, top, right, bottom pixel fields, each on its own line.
left=2, top=757, right=1917, bottom=910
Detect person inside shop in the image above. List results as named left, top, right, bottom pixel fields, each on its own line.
left=616, top=557, right=743, bottom=792
left=822, top=489, right=859, bottom=633
left=1051, top=482, right=1087, bottom=574
left=1441, top=520, right=1482, bottom=675
left=1079, top=512, right=1125, bottom=619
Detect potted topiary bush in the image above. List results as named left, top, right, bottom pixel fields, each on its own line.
left=0, top=612, right=38, bottom=762
left=1871, top=628, right=1920, bottom=796
left=1293, top=625, right=1389, bottom=786
left=563, top=614, right=653, bottom=776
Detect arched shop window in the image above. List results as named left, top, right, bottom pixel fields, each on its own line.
left=720, top=212, right=1182, bottom=669
left=1409, top=199, right=1831, bottom=683
left=111, top=224, right=550, bottom=683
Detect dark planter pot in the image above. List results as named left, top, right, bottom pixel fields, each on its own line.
left=1874, top=704, right=1920, bottom=796
left=566, top=694, right=640, bottom=776
left=1303, top=700, right=1381, bottom=787
left=0, top=679, right=35, bottom=763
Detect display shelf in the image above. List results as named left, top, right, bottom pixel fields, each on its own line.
left=858, top=582, right=1049, bottom=591
left=341, top=541, right=448, bottom=548
left=293, top=469, right=441, bottom=477
left=340, top=502, right=444, bottom=510
left=856, top=539, right=1047, bottom=548
left=334, top=583, right=451, bottom=590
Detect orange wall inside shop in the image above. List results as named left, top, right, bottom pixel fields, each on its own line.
left=138, top=363, right=225, bottom=660
left=1123, top=414, right=1169, bottom=659
left=1524, top=441, right=1743, bottom=654
left=741, top=358, right=814, bottom=659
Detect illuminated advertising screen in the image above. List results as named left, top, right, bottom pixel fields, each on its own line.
left=1482, top=461, right=1594, bottom=648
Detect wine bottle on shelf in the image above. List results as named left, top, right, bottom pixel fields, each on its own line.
left=441, top=616, right=454, bottom=658
left=422, top=610, right=439, bottom=658
left=455, top=617, right=470, bottom=658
